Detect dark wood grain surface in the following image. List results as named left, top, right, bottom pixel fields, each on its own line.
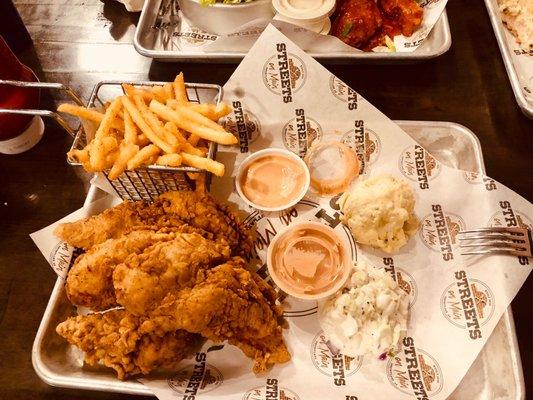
left=0, top=0, right=531, bottom=399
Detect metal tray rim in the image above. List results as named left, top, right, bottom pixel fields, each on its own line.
left=483, top=0, right=533, bottom=118
left=32, top=121, right=525, bottom=398
left=133, top=1, right=451, bottom=62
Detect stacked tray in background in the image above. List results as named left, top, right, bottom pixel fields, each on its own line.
left=134, top=0, right=451, bottom=63
left=484, top=0, right=533, bottom=118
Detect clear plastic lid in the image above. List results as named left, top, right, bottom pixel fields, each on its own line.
left=272, top=0, right=336, bottom=23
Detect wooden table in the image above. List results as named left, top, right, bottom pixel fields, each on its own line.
left=0, top=0, right=531, bottom=399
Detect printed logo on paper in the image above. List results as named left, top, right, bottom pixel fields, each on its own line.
left=419, top=205, right=466, bottom=261
left=398, top=145, right=441, bottom=189
left=243, top=380, right=300, bottom=400
left=489, top=201, right=532, bottom=265
left=174, top=27, right=218, bottom=46
left=387, top=337, right=444, bottom=398
left=341, top=121, right=381, bottom=174
left=329, top=75, right=358, bottom=110
left=262, top=43, right=307, bottom=103
left=224, top=101, right=261, bottom=153
left=462, top=172, right=498, bottom=191
left=282, top=109, right=323, bottom=157
left=168, top=354, right=223, bottom=395
left=440, top=270, right=495, bottom=340
left=49, top=242, right=80, bottom=278
left=310, top=330, right=363, bottom=386
left=382, top=258, right=418, bottom=309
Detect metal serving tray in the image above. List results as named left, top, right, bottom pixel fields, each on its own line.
left=484, top=0, right=533, bottom=118
left=134, top=0, right=451, bottom=63
left=32, top=121, right=524, bottom=398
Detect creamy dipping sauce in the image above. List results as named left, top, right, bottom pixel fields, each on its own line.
left=268, top=222, right=348, bottom=298
left=240, top=154, right=307, bottom=209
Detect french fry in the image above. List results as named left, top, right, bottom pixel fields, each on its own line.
left=90, top=136, right=119, bottom=171
left=188, top=134, right=201, bottom=146
left=127, top=144, right=160, bottom=170
left=122, top=96, right=176, bottom=154
left=137, top=134, right=151, bottom=146
left=173, top=72, right=189, bottom=104
left=108, top=142, right=139, bottom=180
left=163, top=83, right=174, bottom=100
left=156, top=153, right=182, bottom=167
left=94, top=97, right=122, bottom=141
left=186, top=102, right=232, bottom=120
left=166, top=99, right=224, bottom=132
left=123, top=109, right=138, bottom=144
left=150, top=100, right=237, bottom=145
left=194, top=172, right=206, bottom=193
left=122, top=84, right=154, bottom=102
left=181, top=152, right=225, bottom=176
left=162, top=122, right=204, bottom=156
left=67, top=148, right=90, bottom=163
left=151, top=85, right=168, bottom=103
left=133, top=95, right=180, bottom=150
left=57, top=103, right=123, bottom=131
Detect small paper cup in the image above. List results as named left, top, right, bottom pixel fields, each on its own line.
left=266, top=221, right=352, bottom=301
left=235, top=148, right=310, bottom=212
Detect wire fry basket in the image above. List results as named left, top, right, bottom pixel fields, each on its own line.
left=0, top=79, right=224, bottom=201
left=67, top=80, right=223, bottom=201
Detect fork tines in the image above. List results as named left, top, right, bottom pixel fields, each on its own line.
left=457, top=226, right=532, bottom=257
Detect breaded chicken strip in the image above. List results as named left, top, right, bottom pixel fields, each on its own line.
left=56, top=310, right=202, bottom=380
left=54, top=191, right=252, bottom=256
left=140, top=258, right=291, bottom=373
left=67, top=229, right=230, bottom=311
left=113, top=233, right=231, bottom=315
left=66, top=230, right=175, bottom=310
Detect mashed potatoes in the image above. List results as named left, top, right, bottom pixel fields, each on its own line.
left=339, top=174, right=417, bottom=253
left=498, top=0, right=533, bottom=51
left=318, top=261, right=409, bottom=357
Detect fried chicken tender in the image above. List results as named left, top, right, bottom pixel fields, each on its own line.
left=140, top=259, right=291, bottom=373
left=54, top=191, right=252, bottom=256
left=67, top=229, right=230, bottom=311
left=379, top=0, right=423, bottom=36
left=66, top=230, right=176, bottom=310
left=113, top=233, right=231, bottom=315
left=56, top=310, right=202, bottom=380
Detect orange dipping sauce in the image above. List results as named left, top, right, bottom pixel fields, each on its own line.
left=239, top=153, right=308, bottom=209
left=267, top=222, right=351, bottom=300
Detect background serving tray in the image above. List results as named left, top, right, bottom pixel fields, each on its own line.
left=484, top=0, right=533, bottom=118
left=32, top=120, right=524, bottom=398
left=134, top=0, right=452, bottom=63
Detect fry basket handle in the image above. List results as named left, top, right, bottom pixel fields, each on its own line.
left=0, top=79, right=84, bottom=105
left=0, top=80, right=84, bottom=138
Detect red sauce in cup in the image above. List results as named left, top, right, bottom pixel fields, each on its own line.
left=0, top=35, right=40, bottom=141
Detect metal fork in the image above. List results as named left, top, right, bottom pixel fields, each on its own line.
left=457, top=227, right=532, bottom=257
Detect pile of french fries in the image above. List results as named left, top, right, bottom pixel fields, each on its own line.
left=58, top=73, right=237, bottom=180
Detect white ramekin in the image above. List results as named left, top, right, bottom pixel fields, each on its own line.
left=177, top=0, right=275, bottom=36
left=266, top=221, right=352, bottom=301
left=235, top=148, right=310, bottom=212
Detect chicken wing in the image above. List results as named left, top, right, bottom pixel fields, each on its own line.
left=332, top=0, right=383, bottom=49
left=140, top=258, right=291, bottom=373
left=379, top=0, right=422, bottom=36
left=56, top=310, right=202, bottom=380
